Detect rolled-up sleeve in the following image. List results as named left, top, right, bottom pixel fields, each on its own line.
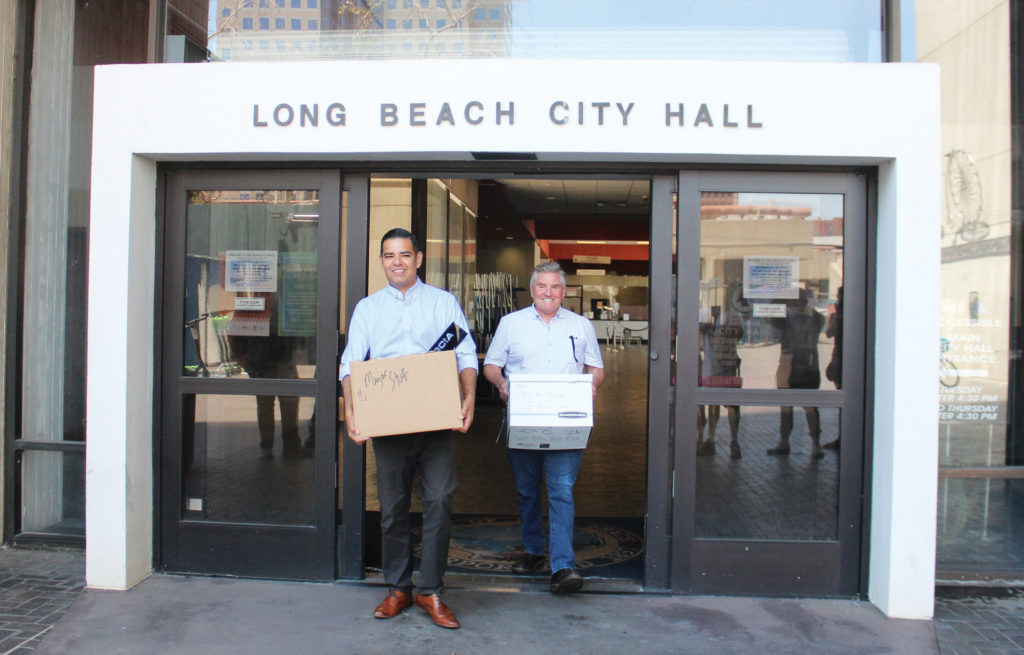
left=448, top=295, right=479, bottom=373
left=338, top=301, right=369, bottom=381
left=581, top=319, right=604, bottom=369
left=483, top=316, right=511, bottom=368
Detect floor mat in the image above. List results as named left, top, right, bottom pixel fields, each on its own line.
left=412, top=515, right=644, bottom=579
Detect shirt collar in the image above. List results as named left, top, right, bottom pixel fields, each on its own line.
left=529, top=304, right=567, bottom=322
left=385, top=277, right=423, bottom=300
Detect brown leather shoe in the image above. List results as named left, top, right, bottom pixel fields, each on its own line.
left=373, top=590, right=412, bottom=619
left=414, top=593, right=460, bottom=629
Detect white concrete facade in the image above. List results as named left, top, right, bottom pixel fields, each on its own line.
left=87, top=59, right=941, bottom=617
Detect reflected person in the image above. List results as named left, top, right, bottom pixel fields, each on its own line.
left=228, top=298, right=310, bottom=459
left=483, top=262, right=605, bottom=594
left=340, top=228, right=477, bottom=630
left=767, top=289, right=825, bottom=459
left=823, top=286, right=843, bottom=450
left=697, top=305, right=743, bottom=459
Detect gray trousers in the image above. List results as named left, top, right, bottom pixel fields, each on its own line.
left=372, top=430, right=457, bottom=595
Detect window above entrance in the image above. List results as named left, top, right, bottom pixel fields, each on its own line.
left=194, top=0, right=883, bottom=63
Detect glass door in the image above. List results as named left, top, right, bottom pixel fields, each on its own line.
left=159, top=169, right=342, bottom=580
left=673, top=171, right=867, bottom=596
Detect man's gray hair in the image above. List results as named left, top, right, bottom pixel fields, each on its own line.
left=530, top=261, right=567, bottom=288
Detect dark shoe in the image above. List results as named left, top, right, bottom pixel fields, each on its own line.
left=822, top=438, right=840, bottom=450
left=730, top=441, right=742, bottom=459
left=414, top=593, right=460, bottom=629
left=305, top=418, right=315, bottom=448
left=767, top=441, right=790, bottom=456
left=373, top=590, right=412, bottom=619
left=259, top=447, right=273, bottom=459
left=550, top=568, right=583, bottom=594
left=696, top=440, right=716, bottom=456
left=511, top=552, right=546, bottom=574
left=282, top=445, right=313, bottom=459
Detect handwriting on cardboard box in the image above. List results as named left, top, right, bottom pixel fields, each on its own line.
left=511, top=381, right=590, bottom=416
left=349, top=351, right=461, bottom=438
left=357, top=367, right=409, bottom=400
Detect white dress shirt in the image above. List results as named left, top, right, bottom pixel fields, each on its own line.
left=484, top=305, right=603, bottom=374
left=339, top=278, right=477, bottom=380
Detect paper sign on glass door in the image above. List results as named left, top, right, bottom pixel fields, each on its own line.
left=743, top=255, right=799, bottom=299
left=225, top=250, right=278, bottom=293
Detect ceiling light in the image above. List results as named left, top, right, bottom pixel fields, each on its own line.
left=577, top=240, right=607, bottom=245
left=595, top=202, right=605, bottom=208
left=505, top=236, right=514, bottom=240
left=545, top=196, right=559, bottom=201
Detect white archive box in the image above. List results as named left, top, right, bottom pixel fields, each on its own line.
left=507, top=373, right=594, bottom=450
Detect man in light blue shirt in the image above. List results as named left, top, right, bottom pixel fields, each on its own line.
left=483, top=261, right=604, bottom=593
left=340, top=228, right=477, bottom=629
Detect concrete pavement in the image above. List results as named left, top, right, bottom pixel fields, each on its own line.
left=18, top=547, right=1024, bottom=655
left=32, top=573, right=937, bottom=655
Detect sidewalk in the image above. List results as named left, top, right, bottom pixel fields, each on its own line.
left=34, top=573, right=937, bottom=655
left=0, top=548, right=84, bottom=654
left=4, top=547, right=1016, bottom=655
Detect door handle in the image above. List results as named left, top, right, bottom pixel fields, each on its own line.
left=650, top=351, right=659, bottom=360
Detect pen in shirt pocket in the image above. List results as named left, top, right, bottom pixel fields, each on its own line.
left=569, top=335, right=577, bottom=362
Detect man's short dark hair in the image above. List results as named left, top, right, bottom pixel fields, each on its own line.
left=380, top=227, right=421, bottom=255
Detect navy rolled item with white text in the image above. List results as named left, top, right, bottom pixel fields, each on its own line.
left=430, top=322, right=467, bottom=352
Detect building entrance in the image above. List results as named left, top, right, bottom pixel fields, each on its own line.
left=158, top=166, right=867, bottom=596
left=354, top=176, right=656, bottom=584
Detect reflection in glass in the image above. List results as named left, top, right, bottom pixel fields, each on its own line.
left=696, top=405, right=839, bottom=540
left=448, top=196, right=464, bottom=302
left=184, top=190, right=319, bottom=379
left=698, top=191, right=844, bottom=390
left=464, top=207, right=478, bottom=323
left=938, top=478, right=1024, bottom=571
left=425, top=179, right=448, bottom=289
left=183, top=394, right=315, bottom=525
left=205, top=0, right=882, bottom=63
left=21, top=451, right=85, bottom=535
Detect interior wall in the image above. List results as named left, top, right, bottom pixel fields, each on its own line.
left=568, top=273, right=650, bottom=318
left=366, top=179, right=411, bottom=295
left=477, top=238, right=535, bottom=310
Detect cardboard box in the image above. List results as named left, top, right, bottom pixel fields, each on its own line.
left=507, top=373, right=593, bottom=450
left=350, top=350, right=463, bottom=438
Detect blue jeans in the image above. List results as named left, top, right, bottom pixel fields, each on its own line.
left=507, top=448, right=583, bottom=573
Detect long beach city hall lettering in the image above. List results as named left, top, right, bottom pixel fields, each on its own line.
left=251, top=101, right=764, bottom=129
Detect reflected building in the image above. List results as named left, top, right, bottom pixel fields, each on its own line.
left=212, top=0, right=513, bottom=60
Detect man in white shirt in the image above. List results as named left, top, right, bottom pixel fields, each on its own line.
left=483, top=262, right=604, bottom=593
left=340, top=228, right=477, bottom=629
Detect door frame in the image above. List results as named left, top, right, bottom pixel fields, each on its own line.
left=671, top=170, right=869, bottom=596
left=158, top=168, right=341, bottom=580
left=155, top=164, right=871, bottom=594
left=334, top=170, right=678, bottom=588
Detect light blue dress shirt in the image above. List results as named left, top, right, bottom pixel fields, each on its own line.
left=339, top=278, right=477, bottom=380
left=483, top=305, right=603, bottom=374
